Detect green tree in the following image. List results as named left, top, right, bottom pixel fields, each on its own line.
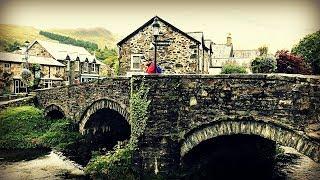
left=291, top=30, right=320, bottom=74
left=4, top=41, right=21, bottom=52
left=251, top=56, right=276, bottom=73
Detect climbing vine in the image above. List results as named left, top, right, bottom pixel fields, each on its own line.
left=85, top=80, right=150, bottom=179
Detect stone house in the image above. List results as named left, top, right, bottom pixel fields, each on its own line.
left=27, top=40, right=105, bottom=84
left=0, top=52, right=65, bottom=94
left=117, top=16, right=210, bottom=75
left=209, top=34, right=259, bottom=74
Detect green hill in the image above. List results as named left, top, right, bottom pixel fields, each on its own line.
left=0, top=24, right=118, bottom=51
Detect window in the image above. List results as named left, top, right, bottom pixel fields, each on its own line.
left=44, top=80, right=52, bottom=88
left=131, top=54, right=143, bottom=70
left=67, top=61, right=70, bottom=71
left=4, top=63, right=10, bottom=71
left=83, top=62, right=88, bottom=72
left=91, top=63, right=96, bottom=72
left=75, top=61, right=80, bottom=71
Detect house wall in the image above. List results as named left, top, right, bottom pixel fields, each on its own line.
left=119, top=21, right=199, bottom=75
left=28, top=42, right=53, bottom=58
left=0, top=61, right=23, bottom=93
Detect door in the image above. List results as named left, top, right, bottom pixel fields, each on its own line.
left=14, top=80, right=20, bottom=94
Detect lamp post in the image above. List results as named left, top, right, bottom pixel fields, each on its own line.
left=152, top=17, right=160, bottom=73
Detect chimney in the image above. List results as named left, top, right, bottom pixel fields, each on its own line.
left=226, top=33, right=232, bottom=46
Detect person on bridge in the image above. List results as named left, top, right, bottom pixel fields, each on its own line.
left=146, top=61, right=162, bottom=74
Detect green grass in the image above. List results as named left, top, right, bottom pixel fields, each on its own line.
left=0, top=106, right=50, bottom=149
left=221, top=64, right=247, bottom=74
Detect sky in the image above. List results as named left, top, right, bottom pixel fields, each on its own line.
left=0, top=0, right=319, bottom=53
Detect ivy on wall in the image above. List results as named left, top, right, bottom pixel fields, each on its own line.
left=85, top=80, right=150, bottom=179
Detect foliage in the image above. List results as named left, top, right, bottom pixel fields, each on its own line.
left=85, top=143, right=137, bottom=180
left=85, top=82, right=150, bottom=179
left=95, top=47, right=118, bottom=65
left=0, top=71, right=13, bottom=95
left=0, top=106, right=50, bottom=149
left=113, top=60, right=120, bottom=76
left=258, top=45, right=268, bottom=56
left=39, top=31, right=99, bottom=52
left=39, top=119, right=82, bottom=150
left=21, top=68, right=33, bottom=88
left=291, top=30, right=320, bottom=74
left=221, top=64, right=247, bottom=74
left=4, top=41, right=21, bottom=52
left=275, top=50, right=312, bottom=75
left=251, top=56, right=276, bottom=73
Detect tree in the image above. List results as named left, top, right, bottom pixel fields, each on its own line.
left=275, top=50, right=312, bottom=75
left=291, top=30, right=320, bottom=74
left=21, top=69, right=33, bottom=94
left=4, top=41, right=21, bottom=52
left=251, top=56, right=276, bottom=73
left=258, top=45, right=268, bottom=56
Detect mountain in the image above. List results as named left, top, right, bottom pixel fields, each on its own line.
left=0, top=24, right=118, bottom=51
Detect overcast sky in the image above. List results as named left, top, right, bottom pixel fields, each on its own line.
left=0, top=0, right=319, bottom=53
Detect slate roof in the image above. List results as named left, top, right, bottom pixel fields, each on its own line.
left=187, top=32, right=209, bottom=51
left=0, top=52, right=65, bottom=66
left=212, top=44, right=233, bottom=59
left=117, top=16, right=201, bottom=46
left=28, top=40, right=103, bottom=65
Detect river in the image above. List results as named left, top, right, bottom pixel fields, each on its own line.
left=0, top=146, right=319, bottom=179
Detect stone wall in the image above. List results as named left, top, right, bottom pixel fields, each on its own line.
left=119, top=21, right=199, bottom=75
left=35, top=77, right=131, bottom=122
left=131, top=74, right=320, bottom=177
left=0, top=96, right=35, bottom=110
left=28, top=42, right=53, bottom=58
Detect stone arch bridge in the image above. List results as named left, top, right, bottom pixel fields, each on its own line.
left=35, top=74, right=320, bottom=177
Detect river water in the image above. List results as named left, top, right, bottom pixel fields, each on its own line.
left=0, top=146, right=319, bottom=179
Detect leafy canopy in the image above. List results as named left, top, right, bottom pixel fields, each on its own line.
left=292, top=30, right=320, bottom=74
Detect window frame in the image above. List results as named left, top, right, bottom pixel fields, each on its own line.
left=131, top=54, right=143, bottom=70
left=83, top=62, right=89, bottom=72
left=91, top=63, right=96, bottom=72
left=4, top=63, right=11, bottom=71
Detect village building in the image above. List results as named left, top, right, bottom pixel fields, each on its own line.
left=117, top=16, right=210, bottom=75
left=27, top=40, right=105, bottom=84
left=0, top=52, right=65, bottom=94
left=209, top=33, right=259, bottom=74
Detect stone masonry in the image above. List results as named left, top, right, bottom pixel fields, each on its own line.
left=35, top=74, right=320, bottom=178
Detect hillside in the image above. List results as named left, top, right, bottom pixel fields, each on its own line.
left=0, top=24, right=118, bottom=51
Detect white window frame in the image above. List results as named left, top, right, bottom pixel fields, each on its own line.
left=83, top=62, right=88, bottom=72
left=4, top=63, right=10, bottom=71
left=92, top=63, right=96, bottom=72
left=67, top=61, right=70, bottom=71
left=44, top=79, right=53, bottom=88
left=75, top=61, right=80, bottom=71
left=131, top=54, right=143, bottom=70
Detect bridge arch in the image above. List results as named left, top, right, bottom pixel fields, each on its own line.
left=181, top=119, right=320, bottom=163
left=44, top=104, right=65, bottom=120
left=79, top=98, right=130, bottom=134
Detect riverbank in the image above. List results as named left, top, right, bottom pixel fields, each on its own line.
left=0, top=150, right=85, bottom=180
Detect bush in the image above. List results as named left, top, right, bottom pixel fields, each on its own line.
left=276, top=50, right=312, bottom=75
left=291, top=30, right=320, bottom=74
left=221, top=64, right=247, bottom=74
left=0, top=106, right=50, bottom=149
left=85, top=142, right=137, bottom=180
left=251, top=56, right=276, bottom=73
left=39, top=119, right=82, bottom=150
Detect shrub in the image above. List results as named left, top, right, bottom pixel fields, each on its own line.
left=291, top=30, right=320, bottom=74
left=39, top=119, right=82, bottom=150
left=251, top=56, right=276, bottom=73
left=276, top=50, right=312, bottom=75
left=221, top=64, right=247, bottom=74
left=0, top=106, right=50, bottom=149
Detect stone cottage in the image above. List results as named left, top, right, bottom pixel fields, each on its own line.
left=0, top=52, right=65, bottom=94
left=27, top=40, right=105, bottom=84
left=209, top=33, right=259, bottom=74
left=117, top=16, right=210, bottom=75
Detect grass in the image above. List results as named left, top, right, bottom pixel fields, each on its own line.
left=0, top=106, right=50, bottom=149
